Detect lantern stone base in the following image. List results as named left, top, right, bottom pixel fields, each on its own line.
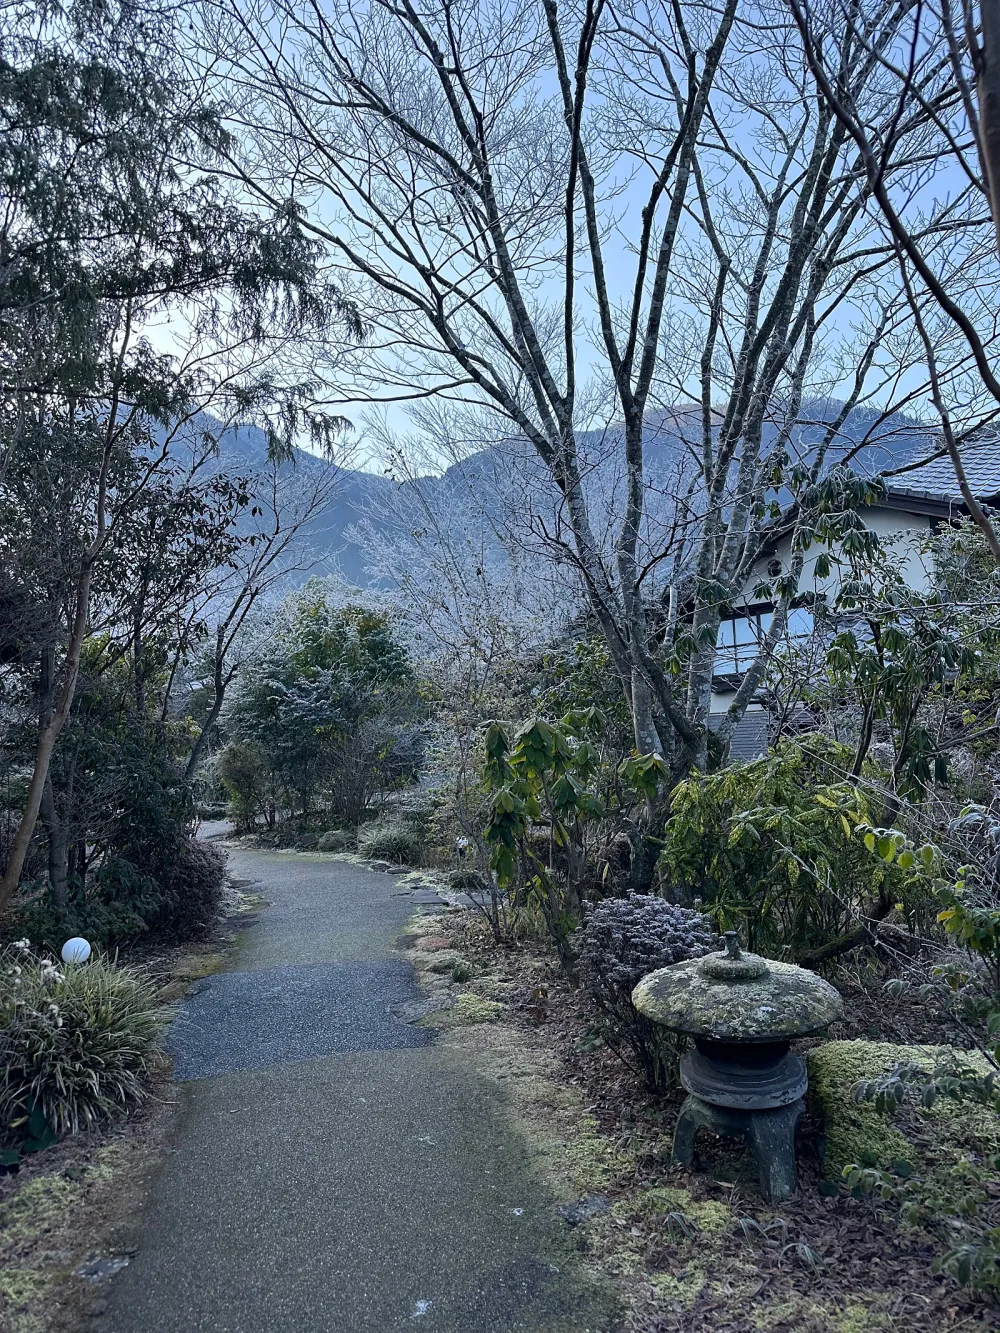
left=671, top=1094, right=804, bottom=1203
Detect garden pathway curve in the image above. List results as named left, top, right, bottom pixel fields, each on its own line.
left=100, top=847, right=616, bottom=1333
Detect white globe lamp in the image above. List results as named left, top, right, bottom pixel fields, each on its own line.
left=61, top=937, right=92, bottom=965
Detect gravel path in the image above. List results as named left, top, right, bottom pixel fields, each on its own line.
left=100, top=848, right=616, bottom=1333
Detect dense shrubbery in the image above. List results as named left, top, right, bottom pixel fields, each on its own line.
left=317, top=829, right=354, bottom=852
left=578, top=896, right=715, bottom=1090
left=14, top=836, right=226, bottom=950
left=482, top=708, right=665, bottom=966
left=151, top=839, right=227, bottom=937
left=658, top=734, right=925, bottom=959
left=357, top=820, right=422, bottom=864
left=3, top=678, right=229, bottom=948
left=0, top=942, right=168, bottom=1145
left=221, top=589, right=424, bottom=832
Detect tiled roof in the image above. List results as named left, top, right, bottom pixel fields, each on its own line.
left=884, top=439, right=1000, bottom=505
left=708, top=710, right=769, bottom=760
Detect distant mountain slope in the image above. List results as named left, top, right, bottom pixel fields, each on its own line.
left=191, top=403, right=940, bottom=590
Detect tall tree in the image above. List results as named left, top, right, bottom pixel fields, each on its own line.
left=789, top=0, right=1000, bottom=558
left=201, top=0, right=945, bottom=881
left=0, top=0, right=356, bottom=912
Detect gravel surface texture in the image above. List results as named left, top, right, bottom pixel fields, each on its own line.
left=167, top=958, right=434, bottom=1080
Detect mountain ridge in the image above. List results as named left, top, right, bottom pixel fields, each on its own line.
left=192, top=403, right=940, bottom=588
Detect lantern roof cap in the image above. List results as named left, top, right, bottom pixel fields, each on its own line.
left=631, top=932, right=843, bottom=1042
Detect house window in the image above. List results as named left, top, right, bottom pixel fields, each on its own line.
left=715, top=607, right=814, bottom=672
left=716, top=614, right=764, bottom=671
left=785, top=606, right=814, bottom=640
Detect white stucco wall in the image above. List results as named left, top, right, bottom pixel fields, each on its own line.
left=736, top=504, right=935, bottom=606
left=709, top=504, right=936, bottom=717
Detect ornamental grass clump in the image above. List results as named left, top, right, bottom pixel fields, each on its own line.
left=0, top=940, right=169, bottom=1141
left=578, top=896, right=715, bottom=1091
left=357, top=820, right=422, bottom=864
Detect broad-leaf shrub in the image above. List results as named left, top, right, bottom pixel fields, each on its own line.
left=824, top=539, right=995, bottom=799
left=483, top=708, right=664, bottom=967
left=934, top=808, right=1000, bottom=1000
left=483, top=710, right=606, bottom=964
left=577, top=895, right=715, bottom=1090
left=0, top=942, right=168, bottom=1141
left=658, top=734, right=915, bottom=956
left=217, top=740, right=273, bottom=832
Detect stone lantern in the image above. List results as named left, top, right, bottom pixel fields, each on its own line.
left=632, top=931, right=843, bottom=1201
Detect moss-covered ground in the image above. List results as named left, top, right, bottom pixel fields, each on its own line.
left=399, top=908, right=1000, bottom=1332
left=808, top=1039, right=1000, bottom=1265
left=0, top=1096, right=174, bottom=1333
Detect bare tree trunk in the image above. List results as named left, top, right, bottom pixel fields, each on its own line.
left=0, top=559, right=93, bottom=914
left=185, top=630, right=228, bottom=783
left=39, top=777, right=70, bottom=910
left=978, top=0, right=1000, bottom=255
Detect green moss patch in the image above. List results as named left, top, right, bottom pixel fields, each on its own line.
left=0, top=1172, right=83, bottom=1247
left=168, top=950, right=228, bottom=982
left=627, top=1185, right=731, bottom=1237
left=433, top=993, right=506, bottom=1026
left=409, top=948, right=469, bottom=974
left=0, top=1268, right=48, bottom=1332
left=808, top=1039, right=1000, bottom=1227
left=809, top=1040, right=998, bottom=1170
left=0, top=1171, right=84, bottom=1331
left=808, top=1041, right=916, bottom=1177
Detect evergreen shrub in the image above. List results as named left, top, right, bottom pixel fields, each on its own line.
left=318, top=829, right=354, bottom=852
left=357, top=820, right=422, bottom=864
left=0, top=942, right=168, bottom=1143
left=578, top=895, right=715, bottom=1090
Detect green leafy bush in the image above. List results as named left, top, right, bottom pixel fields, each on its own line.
left=96, top=838, right=226, bottom=942
left=483, top=708, right=634, bottom=967
left=577, top=895, right=715, bottom=1090
left=12, top=838, right=225, bottom=950
left=658, top=734, right=914, bottom=957
left=357, top=820, right=422, bottom=863
left=0, top=942, right=168, bottom=1141
left=218, top=740, right=270, bottom=832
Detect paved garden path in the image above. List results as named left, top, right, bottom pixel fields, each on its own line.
left=101, top=848, right=616, bottom=1333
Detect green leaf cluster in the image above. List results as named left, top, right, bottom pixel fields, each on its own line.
left=482, top=709, right=606, bottom=889
left=658, top=734, right=913, bottom=954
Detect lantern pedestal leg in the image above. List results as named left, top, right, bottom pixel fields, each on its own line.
left=671, top=1095, right=804, bottom=1203
left=747, top=1099, right=804, bottom=1202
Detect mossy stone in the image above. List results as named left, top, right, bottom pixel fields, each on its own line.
left=632, top=955, right=842, bottom=1041
left=807, top=1039, right=1000, bottom=1217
